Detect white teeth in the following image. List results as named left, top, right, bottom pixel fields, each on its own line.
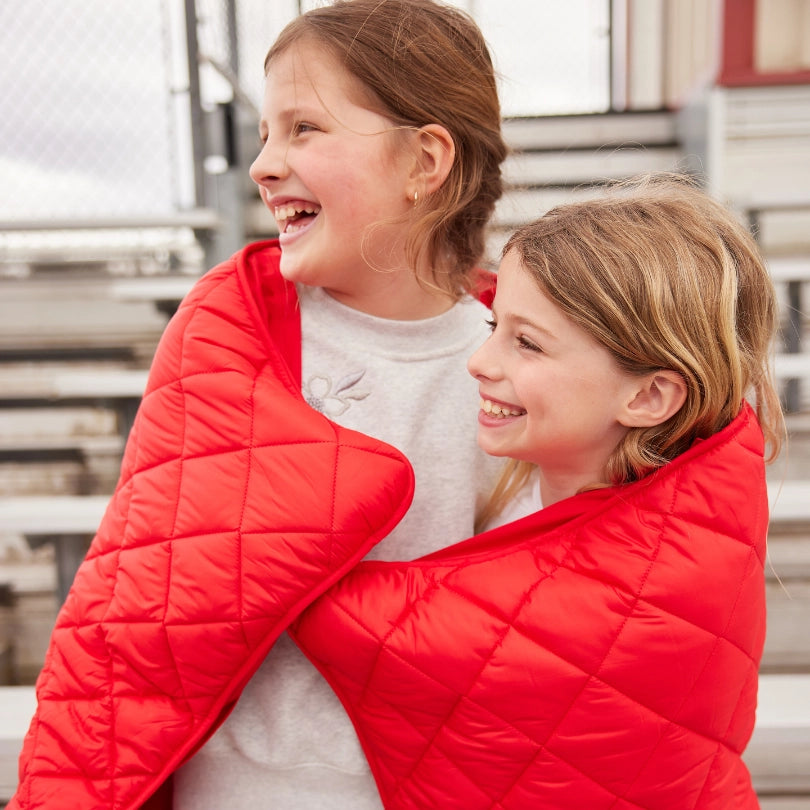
left=273, top=203, right=320, bottom=221
left=480, top=398, right=525, bottom=418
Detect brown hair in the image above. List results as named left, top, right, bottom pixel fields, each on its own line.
left=265, top=0, right=507, bottom=299
left=478, top=173, right=785, bottom=528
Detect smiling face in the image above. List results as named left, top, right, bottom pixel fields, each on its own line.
left=249, top=40, right=426, bottom=315
left=467, top=250, right=643, bottom=503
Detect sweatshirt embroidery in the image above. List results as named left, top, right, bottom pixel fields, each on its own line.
left=304, top=370, right=370, bottom=417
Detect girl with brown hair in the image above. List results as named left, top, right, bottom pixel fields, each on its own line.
left=10, top=2, right=509, bottom=809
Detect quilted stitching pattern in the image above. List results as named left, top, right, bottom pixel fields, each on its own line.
left=293, top=405, right=767, bottom=810
left=10, top=244, right=415, bottom=810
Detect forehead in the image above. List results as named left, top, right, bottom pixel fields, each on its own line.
left=264, top=40, right=379, bottom=113
left=495, top=251, right=542, bottom=302
left=493, top=253, right=564, bottom=327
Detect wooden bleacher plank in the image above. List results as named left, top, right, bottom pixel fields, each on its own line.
left=774, top=353, right=810, bottom=383
left=0, top=404, right=117, bottom=435
left=0, top=461, right=88, bottom=498
left=0, top=434, right=123, bottom=456
left=492, top=186, right=606, bottom=230
left=757, top=209, right=810, bottom=254
left=0, top=406, right=122, bottom=454
left=767, top=256, right=810, bottom=283
left=745, top=674, right=810, bottom=795
left=0, top=686, right=37, bottom=801
left=766, top=531, right=810, bottom=581
left=107, top=275, right=197, bottom=305
left=768, top=480, right=810, bottom=524
left=0, top=496, right=108, bottom=536
left=759, top=800, right=810, bottom=810
left=47, top=369, right=148, bottom=400
left=0, top=216, right=212, bottom=281
left=1, top=210, right=220, bottom=234
left=0, top=277, right=170, bottom=355
left=763, top=580, right=810, bottom=672
left=0, top=406, right=125, bottom=496
left=0, top=365, right=147, bottom=404
left=0, top=365, right=147, bottom=442
left=501, top=111, right=679, bottom=151
left=0, top=497, right=107, bottom=606
left=503, top=145, right=685, bottom=187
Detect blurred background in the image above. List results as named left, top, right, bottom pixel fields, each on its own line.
left=1, top=0, right=809, bottom=805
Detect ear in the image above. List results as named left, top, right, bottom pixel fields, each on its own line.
left=408, top=123, right=455, bottom=197
left=619, top=370, right=687, bottom=428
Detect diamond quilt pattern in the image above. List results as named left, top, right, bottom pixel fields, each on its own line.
left=10, top=242, right=415, bottom=810
left=292, top=403, right=768, bottom=809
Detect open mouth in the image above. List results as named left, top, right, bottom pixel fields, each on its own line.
left=480, top=398, right=526, bottom=418
left=273, top=203, right=321, bottom=234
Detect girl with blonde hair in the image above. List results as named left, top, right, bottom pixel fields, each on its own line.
left=291, top=174, right=784, bottom=808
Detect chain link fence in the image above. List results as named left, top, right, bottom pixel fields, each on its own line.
left=0, top=0, right=180, bottom=222
left=0, top=0, right=609, bottom=232
left=0, top=1, right=305, bottom=226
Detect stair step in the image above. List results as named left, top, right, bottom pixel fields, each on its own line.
left=502, top=111, right=678, bottom=151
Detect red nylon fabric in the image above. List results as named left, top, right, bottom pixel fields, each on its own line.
left=292, top=403, right=768, bottom=809
left=9, top=241, right=415, bottom=810
left=10, top=240, right=767, bottom=809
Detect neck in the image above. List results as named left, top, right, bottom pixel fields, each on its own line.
left=538, top=468, right=610, bottom=508
left=324, top=269, right=456, bottom=320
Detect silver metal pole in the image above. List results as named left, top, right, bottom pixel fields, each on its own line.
left=183, top=0, right=206, bottom=210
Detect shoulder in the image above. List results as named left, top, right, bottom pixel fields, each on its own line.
left=150, top=239, right=297, bottom=382
left=185, top=239, right=282, bottom=304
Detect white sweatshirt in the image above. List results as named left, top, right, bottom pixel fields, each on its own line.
left=175, top=284, right=505, bottom=809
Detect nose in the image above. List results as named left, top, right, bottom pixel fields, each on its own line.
left=467, top=335, right=500, bottom=381
left=249, top=133, right=289, bottom=186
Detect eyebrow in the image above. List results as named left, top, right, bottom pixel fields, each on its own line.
left=492, top=303, right=557, bottom=341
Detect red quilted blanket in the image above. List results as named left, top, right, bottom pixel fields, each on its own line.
left=10, top=241, right=415, bottom=810
left=9, top=238, right=769, bottom=810
left=292, top=403, right=768, bottom=809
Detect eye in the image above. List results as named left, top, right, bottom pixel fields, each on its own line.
left=484, top=318, right=497, bottom=332
left=292, top=121, right=318, bottom=136
left=517, top=335, right=543, bottom=353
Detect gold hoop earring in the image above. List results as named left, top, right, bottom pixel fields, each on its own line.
left=412, top=190, right=418, bottom=206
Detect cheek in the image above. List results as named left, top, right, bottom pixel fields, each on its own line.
left=323, top=169, right=376, bottom=212
left=547, top=374, right=619, bottom=428
left=519, top=373, right=574, bottom=416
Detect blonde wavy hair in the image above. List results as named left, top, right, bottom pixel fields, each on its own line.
left=478, top=173, right=785, bottom=530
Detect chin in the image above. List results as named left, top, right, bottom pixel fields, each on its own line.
left=477, top=438, right=511, bottom=459
left=277, top=254, right=310, bottom=286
